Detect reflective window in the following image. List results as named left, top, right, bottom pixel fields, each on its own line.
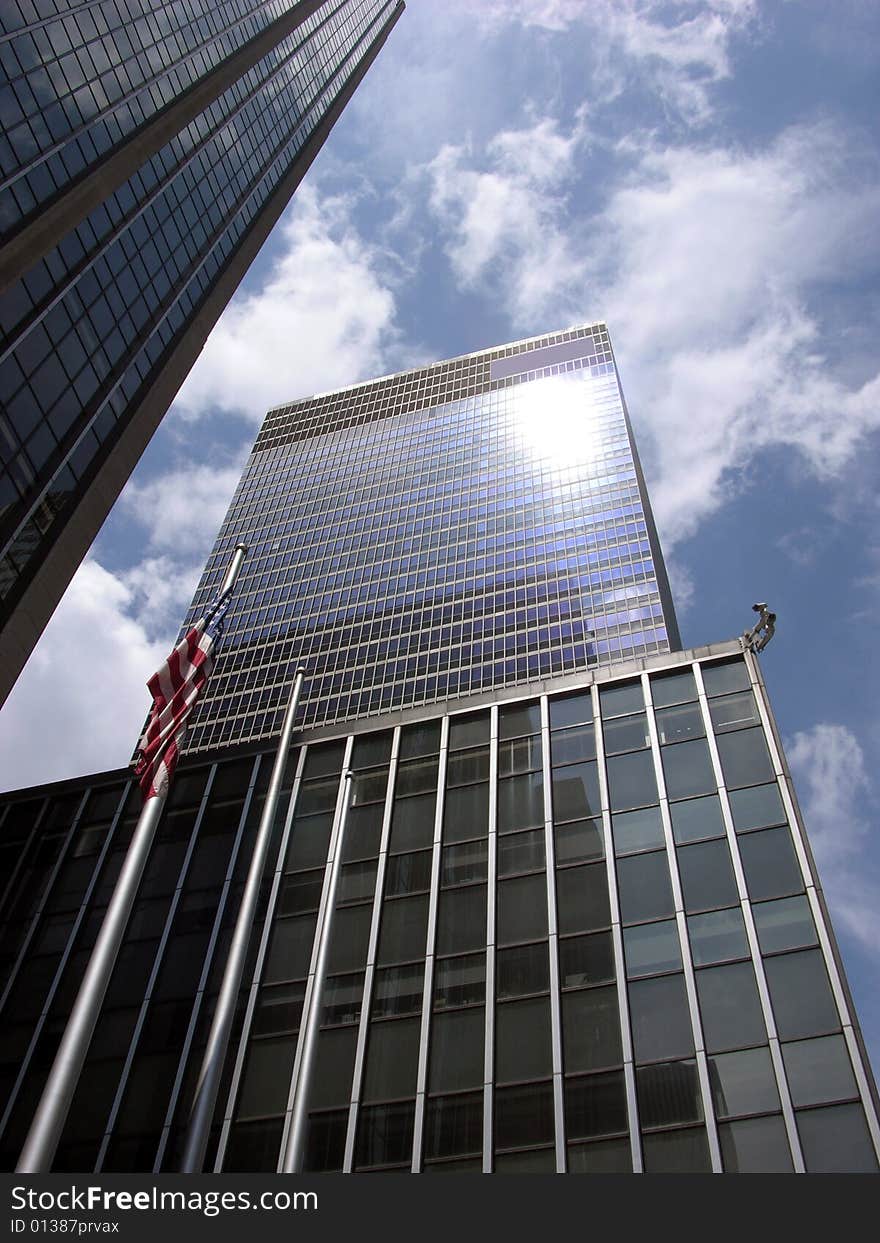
left=696, top=961, right=766, bottom=1053
left=655, top=703, right=704, bottom=745
left=498, top=829, right=545, bottom=876
left=677, top=839, right=738, bottom=913
left=782, top=1035, right=857, bottom=1107
left=603, top=713, right=649, bottom=755
left=797, top=1104, right=878, bottom=1173
left=496, top=997, right=553, bottom=1082
left=651, top=670, right=697, bottom=708
left=629, top=975, right=694, bottom=1063
left=372, top=964, right=424, bottom=1019
left=669, top=794, right=725, bottom=844
left=564, top=1070, right=628, bottom=1139
left=496, top=942, right=550, bottom=999
left=554, top=818, right=604, bottom=865
left=605, top=749, right=657, bottom=811
left=719, top=1116, right=793, bottom=1173
left=616, top=850, right=674, bottom=924
left=715, top=728, right=774, bottom=789
left=552, top=761, right=601, bottom=822
left=556, top=863, right=611, bottom=934
left=361, top=1018, right=420, bottom=1102
left=752, top=895, right=817, bottom=955
left=559, top=932, right=615, bottom=988
left=433, top=954, right=485, bottom=1010
left=429, top=1008, right=485, bottom=1092
left=728, top=782, right=786, bottom=833
left=764, top=950, right=840, bottom=1041
left=641, top=1127, right=711, bottom=1172
left=497, top=773, right=543, bottom=833
left=551, top=724, right=596, bottom=765
left=708, top=1046, right=780, bottom=1118
left=600, top=682, right=643, bottom=718
left=355, top=1102, right=415, bottom=1169
left=709, top=690, right=760, bottom=733
left=497, top=874, right=547, bottom=945
left=661, top=738, right=716, bottom=801
left=702, top=661, right=751, bottom=697
left=624, top=920, right=682, bottom=978
left=738, top=827, right=802, bottom=902
left=562, top=986, right=622, bottom=1072
left=424, top=1092, right=483, bottom=1161
left=688, top=907, right=749, bottom=966
left=494, top=1081, right=554, bottom=1150
left=549, top=692, right=593, bottom=730
left=637, top=1060, right=703, bottom=1127
left=612, top=805, right=664, bottom=855
left=436, top=884, right=487, bottom=956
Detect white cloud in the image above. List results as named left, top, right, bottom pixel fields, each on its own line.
left=424, top=118, right=880, bottom=551
left=787, top=722, right=880, bottom=949
left=0, top=561, right=172, bottom=792
left=121, top=461, right=245, bottom=558
left=172, top=184, right=399, bottom=423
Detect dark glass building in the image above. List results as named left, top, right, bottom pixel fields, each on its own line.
left=0, top=328, right=877, bottom=1173
left=0, top=0, right=404, bottom=704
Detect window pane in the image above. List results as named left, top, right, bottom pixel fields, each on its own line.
left=322, top=973, right=364, bottom=1026
left=446, top=748, right=489, bottom=786
left=688, top=907, right=749, bottom=966
left=498, top=735, right=542, bottom=777
left=337, top=859, right=378, bottom=906
left=497, top=942, right=550, bottom=999
left=605, top=750, right=657, bottom=812
left=443, top=783, right=488, bottom=842
left=429, top=1007, right=484, bottom=1092
left=396, top=758, right=439, bottom=797
left=385, top=849, right=433, bottom=896
left=669, top=794, right=725, bottom=844
left=551, top=723, right=596, bottom=765
left=738, top=827, right=802, bottom=901
left=496, top=996, right=553, bottom=1082
left=448, top=714, right=489, bottom=750
left=327, top=905, right=371, bottom=974
left=554, top=818, right=604, bottom=865
left=641, top=1127, right=711, bottom=1172
left=305, top=1109, right=348, bottom=1173
left=372, top=964, right=424, bottom=1019
left=637, top=1059, right=703, bottom=1127
left=797, top=1104, right=878, bottom=1173
left=702, top=660, right=750, bottom=697
left=441, top=839, right=488, bottom=886
left=499, top=701, right=541, bottom=740
left=603, top=713, right=649, bottom=755
left=612, top=805, right=664, bottom=855
left=352, top=732, right=393, bottom=769
left=556, top=863, right=611, bottom=934
left=436, top=884, right=487, bottom=956
left=400, top=721, right=441, bottom=759
left=552, top=761, right=601, bottom=821
left=709, top=1046, right=780, bottom=1118
left=709, top=690, right=760, bottom=733
left=616, top=850, right=674, bottom=924
left=564, top=1070, right=627, bottom=1139
left=716, top=728, right=774, bottom=789
left=499, top=828, right=546, bottom=876
left=662, top=738, right=716, bottom=801
left=263, top=916, right=315, bottom=984
left=549, top=692, right=593, bottom=729
left=600, top=682, right=643, bottom=718
left=497, top=874, right=547, bottom=945
left=376, top=895, right=429, bottom=966
left=728, top=783, right=786, bottom=833
left=433, top=954, right=485, bottom=1009
left=390, top=793, right=435, bottom=852
left=361, top=1017, right=420, bottom=1102
left=424, top=1091, right=483, bottom=1160
left=783, top=1034, right=857, bottom=1107
left=237, top=1038, right=295, bottom=1119
left=650, top=670, right=697, bottom=708
left=559, top=931, right=615, bottom=988
left=447, top=715, right=487, bottom=750
left=494, top=1148, right=556, bottom=1171
left=355, top=1101, right=415, bottom=1168
left=498, top=772, right=544, bottom=832
left=624, top=920, right=682, bottom=978
left=562, top=985, right=622, bottom=1072
left=494, top=1081, right=554, bottom=1149
left=567, top=1137, right=632, bottom=1172
left=719, top=1116, right=793, bottom=1172
left=696, top=962, right=766, bottom=1053
left=764, top=950, right=840, bottom=1041
left=309, top=1027, right=358, bottom=1109
left=752, top=895, right=817, bottom=954
left=629, top=975, right=694, bottom=1062
left=253, top=981, right=305, bottom=1037
left=340, top=805, right=382, bottom=863
left=655, top=703, right=704, bottom=745
left=677, top=839, right=738, bottom=913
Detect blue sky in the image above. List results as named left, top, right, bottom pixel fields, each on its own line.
left=1, top=0, right=879, bottom=1070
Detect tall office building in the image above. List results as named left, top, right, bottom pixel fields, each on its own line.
left=0, top=0, right=404, bottom=704
left=0, top=327, right=877, bottom=1174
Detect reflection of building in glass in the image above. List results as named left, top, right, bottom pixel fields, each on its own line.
left=0, top=327, right=877, bottom=1173
left=0, top=0, right=404, bottom=704
left=181, top=324, right=680, bottom=751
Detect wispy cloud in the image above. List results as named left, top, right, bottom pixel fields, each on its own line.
left=787, top=722, right=880, bottom=950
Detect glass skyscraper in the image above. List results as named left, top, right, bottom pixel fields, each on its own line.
left=0, top=0, right=404, bottom=704
left=0, top=326, right=877, bottom=1174
left=181, top=323, right=681, bottom=752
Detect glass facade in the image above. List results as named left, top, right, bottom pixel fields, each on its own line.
left=181, top=323, right=681, bottom=749
left=1, top=648, right=877, bottom=1172
left=0, top=0, right=404, bottom=698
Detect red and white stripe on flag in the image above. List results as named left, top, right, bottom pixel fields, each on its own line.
left=133, top=593, right=230, bottom=801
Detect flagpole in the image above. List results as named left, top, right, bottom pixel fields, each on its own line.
left=282, top=771, right=353, bottom=1173
left=16, top=544, right=248, bottom=1174
left=180, top=667, right=306, bottom=1173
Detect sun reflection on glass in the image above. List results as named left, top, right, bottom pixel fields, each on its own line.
left=512, top=372, right=601, bottom=469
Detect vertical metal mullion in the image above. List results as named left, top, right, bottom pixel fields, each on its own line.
left=411, top=715, right=449, bottom=1171
left=343, top=726, right=400, bottom=1173
left=540, top=696, right=565, bottom=1172
left=214, top=744, right=308, bottom=1170
left=153, top=754, right=262, bottom=1171
left=0, top=782, right=130, bottom=1145
left=277, top=735, right=355, bottom=1170
left=641, top=671, right=721, bottom=1173
left=692, top=660, right=805, bottom=1172
left=0, top=789, right=90, bottom=1021
left=482, top=705, right=498, bottom=1174
left=741, top=650, right=880, bottom=1161
left=592, top=683, right=642, bottom=1173
left=93, top=766, right=218, bottom=1170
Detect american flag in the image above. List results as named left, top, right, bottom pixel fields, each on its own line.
left=133, top=588, right=232, bottom=801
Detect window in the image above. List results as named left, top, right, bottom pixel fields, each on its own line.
left=719, top=1115, right=792, bottom=1172
left=702, top=660, right=750, bottom=697
left=624, top=920, right=681, bottom=978
left=361, top=1018, right=421, bottom=1102
left=496, top=997, right=553, bottom=1082
left=728, top=782, right=786, bottom=833
left=738, top=827, right=802, bottom=902
left=497, top=943, right=549, bottom=998
left=612, top=805, right=664, bottom=854
left=564, top=1070, right=627, bottom=1139
left=616, top=850, right=674, bottom=924
left=677, top=839, right=738, bottom=913
left=559, top=932, right=615, bottom=988
left=669, top=794, right=725, bottom=844
left=562, top=986, right=621, bottom=1072
left=555, top=863, right=610, bottom=934
left=708, top=1046, right=780, bottom=1118
left=752, top=895, right=817, bottom=955
left=629, top=975, right=694, bottom=1063
left=688, top=907, right=748, bottom=966
left=637, top=1060, right=702, bottom=1127
left=715, top=728, right=774, bottom=789
left=605, top=750, right=657, bottom=811
left=662, top=738, right=715, bottom=801
left=497, top=874, right=547, bottom=945
left=429, top=1008, right=485, bottom=1092
left=782, top=1035, right=857, bottom=1107
left=763, top=950, right=840, bottom=1041
left=696, top=962, right=766, bottom=1053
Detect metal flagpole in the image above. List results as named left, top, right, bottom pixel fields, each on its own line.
left=282, top=772, right=353, bottom=1172
left=16, top=544, right=247, bottom=1173
left=180, top=667, right=306, bottom=1172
